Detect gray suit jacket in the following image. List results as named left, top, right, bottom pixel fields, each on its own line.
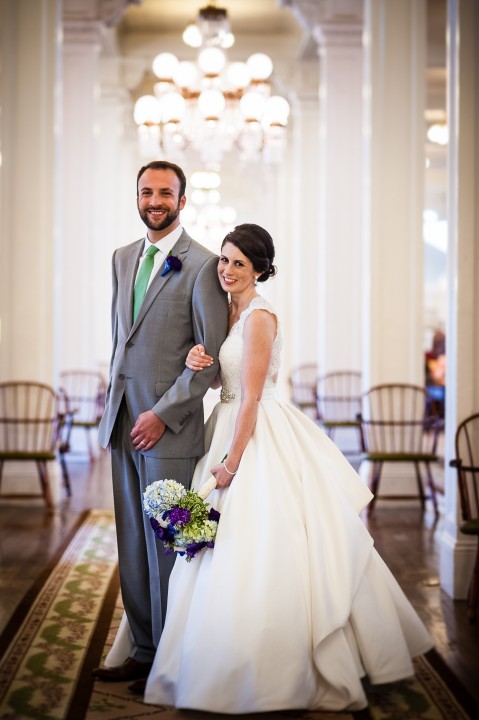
left=98, top=230, right=229, bottom=458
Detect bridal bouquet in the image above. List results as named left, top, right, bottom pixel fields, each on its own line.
left=143, top=477, right=219, bottom=562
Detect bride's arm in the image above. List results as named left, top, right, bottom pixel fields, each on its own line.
left=211, top=309, right=276, bottom=488
left=185, top=344, right=221, bottom=388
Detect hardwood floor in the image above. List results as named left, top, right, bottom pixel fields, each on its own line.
left=1, top=451, right=478, bottom=710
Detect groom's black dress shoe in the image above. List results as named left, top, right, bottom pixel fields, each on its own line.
left=91, top=657, right=152, bottom=682
left=128, top=678, right=147, bottom=695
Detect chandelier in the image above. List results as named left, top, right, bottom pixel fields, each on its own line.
left=133, top=2, right=291, bottom=169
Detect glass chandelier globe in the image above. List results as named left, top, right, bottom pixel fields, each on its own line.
left=159, top=91, right=187, bottom=122
left=222, top=32, right=235, bottom=49
left=134, top=95, right=161, bottom=125
left=182, top=23, right=202, bottom=48
left=191, top=170, right=221, bottom=189
left=152, top=52, right=179, bottom=80
left=246, top=53, right=273, bottom=81
left=198, top=88, right=226, bottom=118
left=226, top=62, right=251, bottom=90
left=262, top=95, right=291, bottom=126
left=239, top=91, right=267, bottom=121
left=173, top=61, right=199, bottom=90
left=198, top=47, right=226, bottom=76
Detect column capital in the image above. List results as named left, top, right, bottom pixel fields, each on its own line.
left=280, top=0, right=363, bottom=49
left=63, top=0, right=139, bottom=28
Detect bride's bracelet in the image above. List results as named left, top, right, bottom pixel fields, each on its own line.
left=223, top=459, right=238, bottom=475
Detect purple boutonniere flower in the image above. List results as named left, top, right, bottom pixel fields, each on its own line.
left=161, top=252, right=182, bottom=277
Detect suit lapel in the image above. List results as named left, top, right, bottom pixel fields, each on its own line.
left=129, top=231, right=192, bottom=334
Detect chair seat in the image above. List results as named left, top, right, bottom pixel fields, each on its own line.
left=361, top=452, right=438, bottom=463
left=460, top=519, right=479, bottom=536
left=0, top=451, right=57, bottom=461
left=321, top=420, right=361, bottom=428
left=72, top=420, right=100, bottom=429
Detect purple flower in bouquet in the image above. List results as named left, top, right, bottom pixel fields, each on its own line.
left=143, top=478, right=220, bottom=562
left=186, top=540, right=215, bottom=560
left=161, top=253, right=182, bottom=277
left=208, top=507, right=220, bottom=523
left=169, top=506, right=191, bottom=525
left=150, top=517, right=176, bottom=545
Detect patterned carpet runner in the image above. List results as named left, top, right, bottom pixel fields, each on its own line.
left=0, top=510, right=118, bottom=720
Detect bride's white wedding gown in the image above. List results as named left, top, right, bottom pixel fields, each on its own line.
left=107, top=295, right=434, bottom=713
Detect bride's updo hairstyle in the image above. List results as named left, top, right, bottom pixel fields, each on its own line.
left=221, top=224, right=277, bottom=282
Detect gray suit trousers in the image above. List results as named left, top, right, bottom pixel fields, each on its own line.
left=110, top=399, right=196, bottom=663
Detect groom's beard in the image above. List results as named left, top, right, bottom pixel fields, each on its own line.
left=139, top=200, right=181, bottom=232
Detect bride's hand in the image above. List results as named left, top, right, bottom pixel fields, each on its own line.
left=185, top=344, right=214, bottom=371
left=211, top=462, right=236, bottom=488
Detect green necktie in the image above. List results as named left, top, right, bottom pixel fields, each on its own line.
left=133, top=245, right=160, bottom=321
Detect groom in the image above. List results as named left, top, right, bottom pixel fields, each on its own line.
left=93, top=160, right=228, bottom=682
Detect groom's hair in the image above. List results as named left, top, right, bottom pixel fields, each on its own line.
left=136, top=161, right=187, bottom=199
left=222, top=224, right=277, bottom=282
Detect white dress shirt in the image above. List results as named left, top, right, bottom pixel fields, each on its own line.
left=136, top=224, right=184, bottom=289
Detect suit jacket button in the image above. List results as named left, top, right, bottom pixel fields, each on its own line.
left=126, top=341, right=134, bottom=348
left=119, top=373, right=125, bottom=380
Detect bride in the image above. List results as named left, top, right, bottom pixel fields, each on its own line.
left=108, top=223, right=433, bottom=713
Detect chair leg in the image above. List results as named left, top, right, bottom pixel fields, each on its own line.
left=368, top=461, right=383, bottom=511
left=467, top=541, right=479, bottom=623
left=85, top=427, right=96, bottom=463
left=36, top=460, right=54, bottom=510
left=424, top=462, right=439, bottom=515
left=60, top=453, right=72, bottom=497
left=414, top=463, right=426, bottom=511
left=356, top=426, right=363, bottom=455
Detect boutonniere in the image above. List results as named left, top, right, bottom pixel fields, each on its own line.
left=161, top=251, right=182, bottom=277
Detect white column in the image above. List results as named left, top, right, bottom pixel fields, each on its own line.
left=251, top=157, right=293, bottom=401
left=91, top=58, right=142, bottom=373
left=281, top=0, right=364, bottom=377
left=362, top=0, right=427, bottom=389
left=440, top=0, right=479, bottom=598
left=59, top=18, right=103, bottom=373
left=0, top=0, right=63, bottom=501
left=314, top=14, right=364, bottom=376
left=289, top=83, right=320, bottom=372
left=0, top=0, right=62, bottom=382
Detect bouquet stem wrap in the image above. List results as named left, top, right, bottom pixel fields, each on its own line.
left=196, top=476, right=217, bottom=500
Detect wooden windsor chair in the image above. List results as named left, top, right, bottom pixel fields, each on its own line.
left=450, top=412, right=479, bottom=622
left=0, top=381, right=64, bottom=509
left=358, top=383, right=440, bottom=514
left=59, top=370, right=107, bottom=461
left=288, top=363, right=318, bottom=420
left=315, top=371, right=362, bottom=453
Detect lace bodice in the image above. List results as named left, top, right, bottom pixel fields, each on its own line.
left=219, top=295, right=282, bottom=403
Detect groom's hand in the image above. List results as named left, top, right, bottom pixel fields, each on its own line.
left=131, top=410, right=166, bottom=451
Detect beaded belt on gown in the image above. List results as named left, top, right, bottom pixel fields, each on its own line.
left=220, top=387, right=277, bottom=403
